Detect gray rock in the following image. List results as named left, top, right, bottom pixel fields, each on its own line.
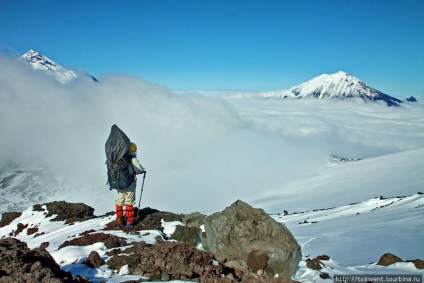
left=204, top=200, right=301, bottom=278
left=162, top=212, right=182, bottom=222
left=182, top=212, right=206, bottom=228
left=171, top=225, right=201, bottom=246
left=85, top=251, right=105, bottom=268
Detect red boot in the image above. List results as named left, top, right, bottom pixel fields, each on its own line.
left=126, top=205, right=135, bottom=225
left=116, top=204, right=124, bottom=224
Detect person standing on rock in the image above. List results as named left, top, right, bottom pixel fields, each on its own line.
left=105, top=125, right=146, bottom=227
left=114, top=142, right=145, bottom=226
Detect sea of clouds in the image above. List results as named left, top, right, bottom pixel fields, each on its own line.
left=1, top=53, right=423, bottom=214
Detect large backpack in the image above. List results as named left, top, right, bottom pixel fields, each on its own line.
left=105, top=125, right=135, bottom=189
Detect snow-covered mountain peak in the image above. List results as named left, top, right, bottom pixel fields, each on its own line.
left=288, top=71, right=403, bottom=106
left=22, top=49, right=60, bottom=71
left=20, top=49, right=78, bottom=84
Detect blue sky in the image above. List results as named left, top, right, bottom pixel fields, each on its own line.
left=1, top=0, right=423, bottom=96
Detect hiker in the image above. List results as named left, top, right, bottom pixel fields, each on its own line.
left=114, top=142, right=145, bottom=226
left=105, top=125, right=146, bottom=227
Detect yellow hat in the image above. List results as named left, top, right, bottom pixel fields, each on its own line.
left=129, top=142, right=137, bottom=152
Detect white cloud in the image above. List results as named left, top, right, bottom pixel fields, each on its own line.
left=1, top=53, right=423, bottom=215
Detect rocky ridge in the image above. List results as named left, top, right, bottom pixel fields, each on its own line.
left=1, top=200, right=422, bottom=282
left=0, top=200, right=302, bottom=283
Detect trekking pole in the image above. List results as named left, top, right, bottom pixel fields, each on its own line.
left=136, top=171, right=146, bottom=218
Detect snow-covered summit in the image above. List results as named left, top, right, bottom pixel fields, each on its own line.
left=266, top=71, right=403, bottom=106
left=20, top=49, right=98, bottom=83
left=20, top=49, right=78, bottom=84
left=293, top=71, right=404, bottom=106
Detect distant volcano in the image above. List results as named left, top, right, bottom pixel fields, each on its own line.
left=267, top=71, right=403, bottom=106
left=20, top=49, right=97, bottom=83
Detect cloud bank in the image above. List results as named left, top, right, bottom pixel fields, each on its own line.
left=1, top=53, right=423, bottom=214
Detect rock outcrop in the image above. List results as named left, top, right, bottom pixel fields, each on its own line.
left=59, top=232, right=127, bottom=249
left=377, top=253, right=424, bottom=269
left=0, top=212, right=22, bottom=228
left=406, top=96, right=417, bottom=102
left=33, top=201, right=94, bottom=223
left=1, top=200, right=304, bottom=282
left=204, top=200, right=302, bottom=278
left=0, top=237, right=89, bottom=282
left=377, top=253, right=403, bottom=266
left=107, top=240, right=224, bottom=282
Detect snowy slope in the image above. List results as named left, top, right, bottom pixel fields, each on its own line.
left=251, top=148, right=424, bottom=214
left=260, top=71, right=403, bottom=106
left=0, top=167, right=62, bottom=213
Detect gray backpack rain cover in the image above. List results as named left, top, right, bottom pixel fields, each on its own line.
left=105, top=124, right=130, bottom=164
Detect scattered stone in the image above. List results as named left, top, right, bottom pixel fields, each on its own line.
left=320, top=272, right=330, bottom=279
left=80, top=229, right=96, bottom=236
left=264, top=266, right=275, bottom=276
left=409, top=259, right=424, bottom=269
left=306, top=258, right=323, bottom=270
left=315, top=255, right=330, bottom=261
left=27, top=227, right=39, bottom=235
left=0, top=211, right=22, bottom=228
left=107, top=241, right=226, bottom=282
left=73, top=275, right=91, bottom=282
left=13, top=223, right=28, bottom=236
left=213, top=252, right=227, bottom=264
left=34, top=231, right=46, bottom=237
left=40, top=242, right=50, bottom=249
left=59, top=232, right=127, bottom=249
left=204, top=200, right=301, bottom=278
left=225, top=259, right=249, bottom=280
left=377, top=253, right=403, bottom=266
left=299, top=219, right=317, bottom=224
left=247, top=250, right=269, bottom=272
left=85, top=251, right=105, bottom=268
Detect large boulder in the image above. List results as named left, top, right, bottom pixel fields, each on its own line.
left=204, top=200, right=301, bottom=278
